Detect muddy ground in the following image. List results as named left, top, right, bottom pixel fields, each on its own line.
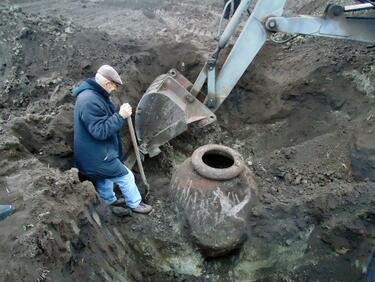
left=0, top=0, right=375, bottom=281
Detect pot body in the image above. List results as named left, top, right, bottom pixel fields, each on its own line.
left=171, top=144, right=256, bottom=257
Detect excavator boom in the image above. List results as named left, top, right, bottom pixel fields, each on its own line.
left=135, top=0, right=375, bottom=156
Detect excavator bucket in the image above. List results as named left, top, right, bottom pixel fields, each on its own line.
left=135, top=69, right=216, bottom=157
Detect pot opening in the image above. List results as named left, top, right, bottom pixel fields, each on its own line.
left=202, top=150, right=234, bottom=169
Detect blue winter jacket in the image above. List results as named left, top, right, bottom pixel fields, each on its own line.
left=72, top=79, right=128, bottom=179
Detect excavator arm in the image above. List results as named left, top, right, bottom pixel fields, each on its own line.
left=135, top=0, right=375, bottom=157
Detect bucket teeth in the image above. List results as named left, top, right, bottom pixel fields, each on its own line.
left=135, top=69, right=216, bottom=157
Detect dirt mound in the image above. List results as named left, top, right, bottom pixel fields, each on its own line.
left=0, top=4, right=203, bottom=168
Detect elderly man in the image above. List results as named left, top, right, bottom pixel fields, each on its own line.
left=72, top=65, right=152, bottom=215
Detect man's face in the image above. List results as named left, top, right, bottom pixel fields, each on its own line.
left=105, top=80, right=120, bottom=93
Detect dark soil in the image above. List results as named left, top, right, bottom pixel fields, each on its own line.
left=1, top=1, right=375, bottom=281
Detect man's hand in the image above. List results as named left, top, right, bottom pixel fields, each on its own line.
left=119, top=103, right=132, bottom=119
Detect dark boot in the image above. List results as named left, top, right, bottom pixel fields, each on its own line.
left=110, top=199, right=132, bottom=217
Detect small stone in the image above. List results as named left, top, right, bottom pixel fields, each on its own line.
left=64, top=27, right=73, bottom=34
left=80, top=60, right=91, bottom=70
left=293, top=175, right=302, bottom=185
left=271, top=166, right=287, bottom=179
left=92, top=212, right=101, bottom=227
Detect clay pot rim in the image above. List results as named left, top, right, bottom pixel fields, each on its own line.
left=192, top=144, right=244, bottom=180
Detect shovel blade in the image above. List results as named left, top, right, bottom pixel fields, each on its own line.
left=135, top=69, right=216, bottom=157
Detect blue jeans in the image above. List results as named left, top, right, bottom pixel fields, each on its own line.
left=96, top=167, right=142, bottom=208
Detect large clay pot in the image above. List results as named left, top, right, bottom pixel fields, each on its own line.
left=171, top=144, right=256, bottom=257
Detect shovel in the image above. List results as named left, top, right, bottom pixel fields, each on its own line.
left=127, top=116, right=150, bottom=199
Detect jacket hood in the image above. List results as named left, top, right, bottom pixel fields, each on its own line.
left=72, top=79, right=109, bottom=98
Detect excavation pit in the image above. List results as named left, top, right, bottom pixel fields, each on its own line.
left=1, top=1, right=375, bottom=281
